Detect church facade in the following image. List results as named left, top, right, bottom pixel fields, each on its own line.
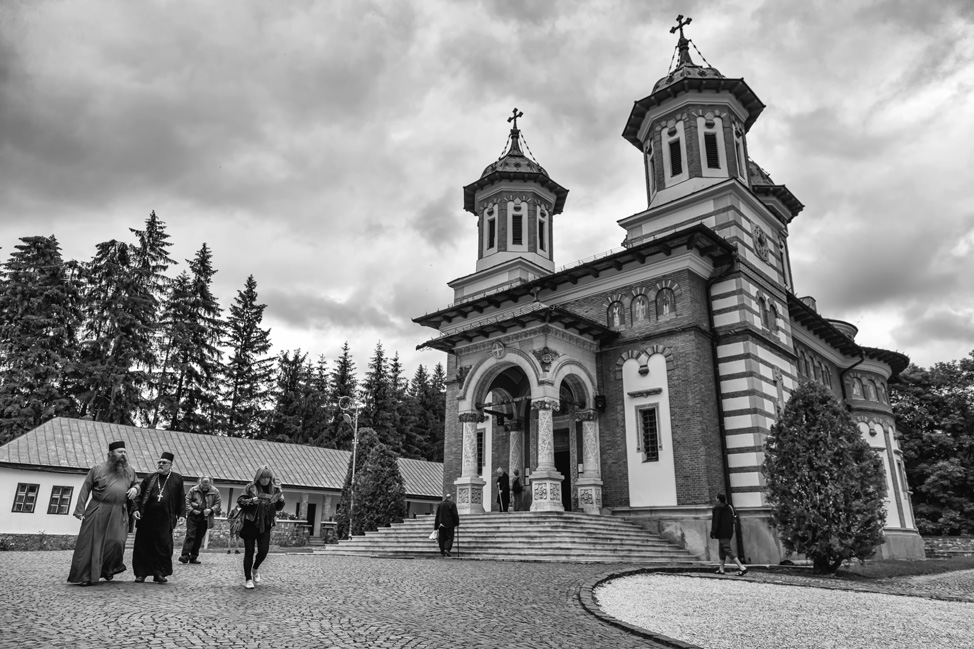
left=414, top=24, right=924, bottom=562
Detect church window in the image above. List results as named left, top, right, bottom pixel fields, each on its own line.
left=823, top=365, right=833, bottom=388
left=704, top=133, right=720, bottom=169
left=631, top=295, right=649, bottom=323
left=758, top=296, right=770, bottom=328
left=878, top=383, right=888, bottom=404
left=668, top=140, right=683, bottom=177
left=813, top=361, right=821, bottom=382
left=649, top=156, right=657, bottom=195
left=656, top=288, right=676, bottom=317
left=47, top=486, right=73, bottom=515
left=637, top=406, right=661, bottom=462
left=607, top=301, right=625, bottom=329
left=487, top=217, right=496, bottom=250
left=512, top=213, right=523, bottom=246
left=769, top=304, right=779, bottom=333
left=12, top=483, right=39, bottom=513
left=736, top=141, right=745, bottom=175
left=538, top=209, right=548, bottom=253
left=476, top=429, right=485, bottom=476
left=866, top=381, right=878, bottom=401
left=852, top=378, right=864, bottom=398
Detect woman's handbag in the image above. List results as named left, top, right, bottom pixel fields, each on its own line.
left=227, top=507, right=244, bottom=538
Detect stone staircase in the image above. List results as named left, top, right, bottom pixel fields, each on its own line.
left=317, top=511, right=702, bottom=564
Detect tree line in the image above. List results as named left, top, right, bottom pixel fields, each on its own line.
left=0, top=212, right=446, bottom=461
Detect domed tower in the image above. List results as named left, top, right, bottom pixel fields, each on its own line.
left=452, top=109, right=569, bottom=302
left=622, top=16, right=765, bottom=208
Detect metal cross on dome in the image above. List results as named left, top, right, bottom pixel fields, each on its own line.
left=508, top=107, right=523, bottom=129
left=670, top=14, right=692, bottom=38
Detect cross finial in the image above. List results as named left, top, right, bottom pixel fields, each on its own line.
left=669, top=14, right=692, bottom=39
left=508, top=107, right=523, bottom=130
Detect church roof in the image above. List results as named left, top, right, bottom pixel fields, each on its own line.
left=418, top=303, right=618, bottom=353
left=747, top=160, right=804, bottom=220
left=0, top=418, right=443, bottom=499
left=463, top=122, right=569, bottom=214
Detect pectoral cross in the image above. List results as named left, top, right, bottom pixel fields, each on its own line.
left=508, top=107, right=523, bottom=129
left=669, top=14, right=692, bottom=38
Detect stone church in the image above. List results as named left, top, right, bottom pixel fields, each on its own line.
left=413, top=21, right=924, bottom=562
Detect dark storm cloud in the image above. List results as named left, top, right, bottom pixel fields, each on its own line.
left=264, top=285, right=398, bottom=332
left=891, top=307, right=974, bottom=347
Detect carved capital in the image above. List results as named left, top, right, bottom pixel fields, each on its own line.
left=531, top=398, right=560, bottom=411
left=530, top=346, right=560, bottom=371
left=458, top=412, right=486, bottom=424
left=574, top=409, right=596, bottom=422
left=506, top=420, right=522, bottom=432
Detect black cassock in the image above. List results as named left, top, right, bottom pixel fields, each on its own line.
left=132, top=471, right=185, bottom=579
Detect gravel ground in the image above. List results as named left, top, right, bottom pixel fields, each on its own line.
left=595, top=574, right=974, bottom=649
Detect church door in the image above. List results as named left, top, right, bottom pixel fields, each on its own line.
left=554, top=429, right=572, bottom=511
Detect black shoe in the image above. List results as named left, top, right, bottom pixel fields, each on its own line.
left=446, top=550, right=452, bottom=557
left=152, top=575, right=168, bottom=584
left=103, top=574, right=114, bottom=581
left=178, top=556, right=189, bottom=564
left=227, top=550, right=231, bottom=554
left=440, top=551, right=446, bottom=556
left=134, top=576, right=145, bottom=583
left=234, top=550, right=240, bottom=554
left=736, top=567, right=748, bottom=577
left=189, top=559, right=201, bottom=564
left=78, top=581, right=91, bottom=587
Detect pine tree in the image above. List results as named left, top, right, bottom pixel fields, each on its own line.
left=265, top=349, right=308, bottom=442
left=360, top=342, right=400, bottom=453
left=157, top=244, right=224, bottom=433
left=334, top=427, right=406, bottom=537
left=301, top=355, right=331, bottom=446
left=325, top=342, right=357, bottom=450
left=130, top=211, right=177, bottom=426
left=148, top=271, right=192, bottom=428
left=388, top=352, right=413, bottom=456
left=763, top=380, right=887, bottom=574
left=426, top=363, right=446, bottom=462
left=0, top=236, right=82, bottom=444
left=222, top=275, right=274, bottom=438
left=76, top=239, right=155, bottom=424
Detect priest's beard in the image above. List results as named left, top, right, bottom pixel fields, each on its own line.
left=109, top=454, right=129, bottom=475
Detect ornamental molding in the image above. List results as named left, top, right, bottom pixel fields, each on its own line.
left=574, top=409, right=597, bottom=422
left=531, top=346, right=560, bottom=372
left=454, top=323, right=599, bottom=356
left=531, top=398, right=560, bottom=411
left=614, top=345, right=675, bottom=380
left=458, top=412, right=486, bottom=424
left=627, top=388, right=663, bottom=398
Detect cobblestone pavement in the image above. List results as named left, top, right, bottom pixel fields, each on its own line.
left=1, top=550, right=669, bottom=649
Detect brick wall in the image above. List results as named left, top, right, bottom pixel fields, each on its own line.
left=924, top=536, right=974, bottom=558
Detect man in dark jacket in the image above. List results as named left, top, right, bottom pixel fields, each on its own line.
left=434, top=493, right=460, bottom=557
left=710, top=493, right=747, bottom=576
left=179, top=475, right=221, bottom=564
left=495, top=467, right=510, bottom=512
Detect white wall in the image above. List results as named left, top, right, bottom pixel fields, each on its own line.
left=1, top=468, right=87, bottom=535
left=624, top=353, right=677, bottom=506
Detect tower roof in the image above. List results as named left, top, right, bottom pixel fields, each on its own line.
left=622, top=16, right=765, bottom=149
left=464, top=108, right=569, bottom=214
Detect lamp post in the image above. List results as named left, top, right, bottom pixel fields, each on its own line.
left=338, top=396, right=361, bottom=539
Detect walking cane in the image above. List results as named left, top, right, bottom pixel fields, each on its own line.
left=456, top=525, right=460, bottom=559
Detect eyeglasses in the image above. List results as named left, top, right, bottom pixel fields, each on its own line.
left=157, top=460, right=171, bottom=465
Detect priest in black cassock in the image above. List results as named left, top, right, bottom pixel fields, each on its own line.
left=132, top=451, right=185, bottom=583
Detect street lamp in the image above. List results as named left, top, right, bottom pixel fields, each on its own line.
left=338, top=396, right=362, bottom=539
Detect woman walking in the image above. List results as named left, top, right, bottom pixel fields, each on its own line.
left=238, top=465, right=286, bottom=589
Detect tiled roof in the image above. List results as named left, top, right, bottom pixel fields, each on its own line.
left=0, top=418, right=442, bottom=499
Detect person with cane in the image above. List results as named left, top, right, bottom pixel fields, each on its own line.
left=434, top=492, right=459, bottom=557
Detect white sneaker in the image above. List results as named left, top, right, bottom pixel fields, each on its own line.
left=244, top=579, right=255, bottom=589
left=253, top=569, right=261, bottom=584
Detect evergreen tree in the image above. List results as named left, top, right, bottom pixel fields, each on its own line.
left=388, top=352, right=413, bottom=456
left=222, top=275, right=274, bottom=438
left=360, top=341, right=400, bottom=453
left=426, top=363, right=446, bottom=462
left=76, top=239, right=155, bottom=424
left=301, top=355, right=331, bottom=446
left=265, top=349, right=309, bottom=442
left=129, top=211, right=177, bottom=426
left=334, top=428, right=406, bottom=537
left=148, top=271, right=192, bottom=428
left=158, top=244, right=224, bottom=433
left=763, top=380, right=887, bottom=574
left=325, top=342, right=357, bottom=450
left=0, top=236, right=82, bottom=443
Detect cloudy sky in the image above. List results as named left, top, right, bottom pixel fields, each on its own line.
left=2, top=0, right=972, bottom=379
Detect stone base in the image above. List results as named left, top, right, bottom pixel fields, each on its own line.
left=529, top=468, right=565, bottom=512
left=454, top=476, right=486, bottom=515
left=575, top=478, right=603, bottom=515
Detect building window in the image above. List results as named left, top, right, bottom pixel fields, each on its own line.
left=607, top=301, right=625, bottom=329
left=631, top=295, right=650, bottom=323
left=637, top=406, right=660, bottom=462
left=538, top=209, right=548, bottom=252
left=648, top=156, right=656, bottom=195
left=704, top=132, right=720, bottom=169
left=736, top=140, right=745, bottom=176
left=866, top=381, right=878, bottom=401
left=813, top=361, right=822, bottom=382
left=769, top=304, right=779, bottom=333
left=48, top=486, right=73, bottom=515
left=823, top=365, right=832, bottom=388
left=668, top=140, right=683, bottom=177
left=511, top=212, right=523, bottom=246
left=12, top=483, right=39, bottom=513
left=487, top=217, right=496, bottom=249
left=656, top=288, right=676, bottom=317
left=852, top=378, right=864, bottom=398
left=878, top=383, right=888, bottom=404
left=758, top=296, right=770, bottom=328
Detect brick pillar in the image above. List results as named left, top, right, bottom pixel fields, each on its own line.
left=530, top=398, right=564, bottom=512
left=575, top=409, right=603, bottom=515
left=455, top=411, right=486, bottom=515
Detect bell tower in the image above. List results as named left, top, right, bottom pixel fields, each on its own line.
left=452, top=109, right=569, bottom=303
left=622, top=15, right=765, bottom=209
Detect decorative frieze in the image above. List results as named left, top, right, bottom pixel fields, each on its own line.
left=627, top=388, right=663, bottom=398
left=531, top=346, right=560, bottom=372
left=455, top=324, right=600, bottom=356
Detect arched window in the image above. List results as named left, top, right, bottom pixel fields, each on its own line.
left=852, top=378, right=864, bottom=398
left=823, top=365, right=832, bottom=388
left=656, top=288, right=676, bottom=318
left=798, top=353, right=807, bottom=377
left=758, top=296, right=770, bottom=329
left=769, top=304, right=779, bottom=333
left=865, top=381, right=878, bottom=401
left=607, top=301, right=625, bottom=329
left=813, top=361, right=821, bottom=382
left=878, top=383, right=888, bottom=404
left=631, top=295, right=650, bottom=323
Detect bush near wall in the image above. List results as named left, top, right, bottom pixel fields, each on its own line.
left=0, top=533, right=76, bottom=551
left=924, top=536, right=974, bottom=558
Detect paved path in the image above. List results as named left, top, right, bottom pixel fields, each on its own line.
left=1, top=550, right=667, bottom=649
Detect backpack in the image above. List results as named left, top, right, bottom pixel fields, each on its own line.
left=227, top=506, right=244, bottom=538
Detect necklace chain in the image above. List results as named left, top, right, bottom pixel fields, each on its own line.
left=156, top=472, right=171, bottom=502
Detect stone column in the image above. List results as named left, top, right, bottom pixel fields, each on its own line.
left=454, top=411, right=487, bottom=515
left=574, top=409, right=603, bottom=515
left=529, top=398, right=564, bottom=512
left=508, top=421, right=523, bottom=481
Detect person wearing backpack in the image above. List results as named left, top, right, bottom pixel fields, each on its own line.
left=237, top=465, right=286, bottom=589
left=710, top=493, right=747, bottom=576
left=511, top=469, right=524, bottom=512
